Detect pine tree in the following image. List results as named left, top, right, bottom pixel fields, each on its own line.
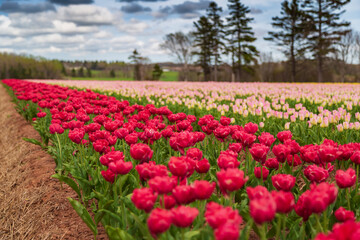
left=71, top=68, right=76, bottom=77
left=193, top=16, right=213, bottom=81
left=86, top=68, right=92, bottom=78
left=129, top=49, right=142, bottom=80
left=226, top=0, right=258, bottom=82
left=206, top=2, right=224, bottom=82
left=303, top=0, right=350, bottom=82
left=265, top=0, right=306, bottom=82
left=78, top=67, right=84, bottom=77
left=110, top=69, right=116, bottom=78
left=152, top=64, right=163, bottom=80
left=61, top=64, right=67, bottom=76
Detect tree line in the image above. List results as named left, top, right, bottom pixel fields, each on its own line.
left=161, top=0, right=358, bottom=82
left=0, top=52, right=63, bottom=79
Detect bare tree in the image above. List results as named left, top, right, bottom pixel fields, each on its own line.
left=160, top=32, right=194, bottom=81
left=355, top=31, right=360, bottom=65
left=334, top=30, right=356, bottom=82
left=258, top=52, right=275, bottom=82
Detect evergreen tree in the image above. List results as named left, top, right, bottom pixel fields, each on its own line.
left=226, top=0, right=258, bottom=82
left=86, top=68, right=92, bottom=78
left=110, top=69, right=116, bottom=78
left=152, top=64, right=163, bottom=80
left=78, top=67, right=84, bottom=77
left=265, top=0, right=306, bottom=82
left=61, top=64, right=67, bottom=76
left=193, top=16, right=213, bottom=81
left=71, top=68, right=76, bottom=77
left=303, top=0, right=350, bottom=82
left=206, top=2, right=224, bottom=82
left=129, top=49, right=142, bottom=80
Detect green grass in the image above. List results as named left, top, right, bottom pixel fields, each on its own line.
left=68, top=70, right=179, bottom=81
left=159, top=71, right=178, bottom=81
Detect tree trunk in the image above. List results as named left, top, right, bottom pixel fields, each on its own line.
left=317, top=0, right=323, bottom=83
left=317, top=54, right=323, bottom=83
left=290, top=32, right=296, bottom=82
left=184, top=62, right=188, bottom=82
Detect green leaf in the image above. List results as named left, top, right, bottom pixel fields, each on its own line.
left=68, top=197, right=97, bottom=236
left=129, top=212, right=153, bottom=240
left=105, top=226, right=135, bottom=240
left=266, top=225, right=277, bottom=239
left=52, top=174, right=82, bottom=200
left=184, top=230, right=200, bottom=240
left=23, top=137, right=42, bottom=147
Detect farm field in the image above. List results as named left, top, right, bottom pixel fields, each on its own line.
left=2, top=79, right=360, bottom=240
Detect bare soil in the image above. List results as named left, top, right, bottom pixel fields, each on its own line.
left=0, top=84, right=107, bottom=240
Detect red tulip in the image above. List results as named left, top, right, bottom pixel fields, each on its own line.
left=195, top=158, right=210, bottom=174
left=271, top=191, right=295, bottom=214
left=148, top=176, right=177, bottom=194
left=258, top=132, right=276, bottom=147
left=272, top=144, right=291, bottom=163
left=249, top=144, right=269, bottom=164
left=131, top=188, right=158, bottom=213
left=101, top=169, right=115, bottom=183
left=171, top=206, right=199, bottom=228
left=272, top=174, right=296, bottom=192
left=350, top=151, right=360, bottom=165
left=334, top=207, right=355, bottom=222
left=192, top=180, right=216, bottom=200
left=186, top=148, right=203, bottom=161
left=147, top=208, right=173, bottom=235
left=304, top=165, right=329, bottom=183
left=108, top=160, right=133, bottom=175
left=130, top=143, right=153, bottom=163
left=254, top=166, right=269, bottom=180
left=336, top=168, right=356, bottom=188
left=217, top=153, right=240, bottom=169
left=246, top=186, right=271, bottom=200
left=244, top=122, right=258, bottom=134
left=214, top=223, right=239, bottom=240
left=265, top=157, right=279, bottom=169
left=249, top=197, right=276, bottom=225
left=277, top=130, right=292, bottom=143
left=205, top=202, right=242, bottom=229
left=217, top=168, right=248, bottom=193
left=168, top=156, right=189, bottom=177
left=172, top=185, right=195, bottom=205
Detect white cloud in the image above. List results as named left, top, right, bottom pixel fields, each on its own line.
left=57, top=5, right=114, bottom=25
left=116, top=18, right=148, bottom=34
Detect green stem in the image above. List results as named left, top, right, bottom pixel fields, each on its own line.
left=55, top=133, right=63, bottom=169
left=259, top=224, right=267, bottom=240
left=245, top=219, right=253, bottom=240
left=119, top=176, right=127, bottom=229
left=300, top=221, right=305, bottom=240
left=346, top=188, right=351, bottom=210
left=315, top=214, right=324, bottom=234
left=275, top=216, right=282, bottom=240
left=323, top=209, right=328, bottom=233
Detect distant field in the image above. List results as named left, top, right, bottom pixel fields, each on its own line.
left=68, top=70, right=178, bottom=81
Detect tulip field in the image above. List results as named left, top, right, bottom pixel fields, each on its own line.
left=3, top=79, right=360, bottom=240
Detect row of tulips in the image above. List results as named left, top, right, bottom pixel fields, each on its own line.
left=31, top=80, right=360, bottom=143
left=3, top=78, right=360, bottom=240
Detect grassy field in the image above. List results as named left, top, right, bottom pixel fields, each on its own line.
left=68, top=70, right=178, bottom=81
left=160, top=71, right=179, bottom=81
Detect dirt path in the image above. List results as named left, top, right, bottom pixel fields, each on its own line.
left=0, top=84, right=107, bottom=240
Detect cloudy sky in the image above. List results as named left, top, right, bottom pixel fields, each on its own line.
left=0, top=0, right=359, bottom=63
